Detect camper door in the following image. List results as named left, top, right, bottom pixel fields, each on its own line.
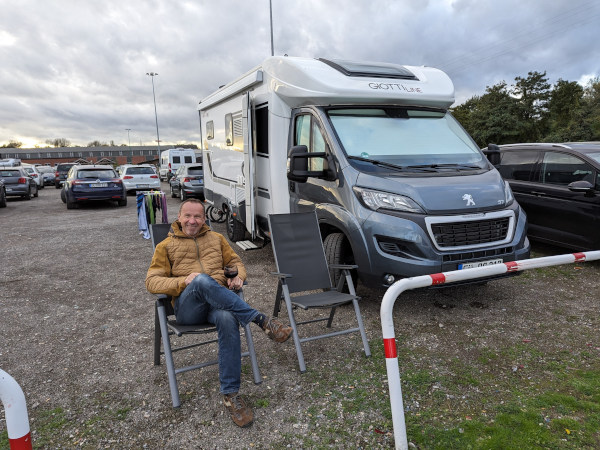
left=242, top=93, right=256, bottom=239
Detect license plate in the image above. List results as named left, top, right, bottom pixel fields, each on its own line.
left=458, top=259, right=503, bottom=270
left=136, top=184, right=149, bottom=188
left=191, top=180, right=203, bottom=185
left=6, top=188, right=12, bottom=192
left=91, top=183, right=108, bottom=188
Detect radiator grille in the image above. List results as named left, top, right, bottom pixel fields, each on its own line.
left=431, top=217, right=510, bottom=248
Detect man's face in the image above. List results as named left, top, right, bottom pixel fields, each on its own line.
left=178, top=202, right=206, bottom=237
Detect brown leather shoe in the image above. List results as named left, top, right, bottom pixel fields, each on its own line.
left=262, top=317, right=292, bottom=343
left=223, top=393, right=253, bottom=428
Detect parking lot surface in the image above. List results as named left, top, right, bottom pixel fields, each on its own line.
left=1, top=183, right=599, bottom=448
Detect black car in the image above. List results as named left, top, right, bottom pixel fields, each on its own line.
left=0, top=178, right=6, bottom=207
left=55, top=162, right=76, bottom=188
left=485, top=142, right=600, bottom=251
left=61, top=165, right=127, bottom=209
left=169, top=164, right=204, bottom=201
left=0, top=167, right=38, bottom=200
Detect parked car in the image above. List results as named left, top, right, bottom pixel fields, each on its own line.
left=169, top=164, right=204, bottom=201
left=55, top=163, right=76, bottom=188
left=118, top=164, right=161, bottom=194
left=37, top=165, right=56, bottom=186
left=0, top=167, right=38, bottom=200
left=0, top=158, right=22, bottom=167
left=61, top=165, right=127, bottom=209
left=0, top=179, right=6, bottom=207
left=484, top=142, right=600, bottom=251
left=22, top=165, right=44, bottom=189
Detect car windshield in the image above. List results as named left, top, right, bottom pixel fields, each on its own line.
left=327, top=107, right=486, bottom=171
left=587, top=152, right=600, bottom=165
left=77, top=169, right=116, bottom=179
left=126, top=167, right=155, bottom=175
left=188, top=166, right=203, bottom=175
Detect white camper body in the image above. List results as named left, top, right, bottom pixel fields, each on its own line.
left=198, top=57, right=530, bottom=288
left=159, top=148, right=197, bottom=181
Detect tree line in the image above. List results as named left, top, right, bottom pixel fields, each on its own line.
left=452, top=71, right=600, bottom=148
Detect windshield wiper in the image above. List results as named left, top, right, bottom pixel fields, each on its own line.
left=347, top=156, right=405, bottom=171
left=405, top=163, right=483, bottom=171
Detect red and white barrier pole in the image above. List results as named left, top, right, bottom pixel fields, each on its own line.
left=0, top=369, right=32, bottom=450
left=380, top=251, right=600, bottom=450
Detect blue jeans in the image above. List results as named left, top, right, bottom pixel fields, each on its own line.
left=174, top=274, right=259, bottom=394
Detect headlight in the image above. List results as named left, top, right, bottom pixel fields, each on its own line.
left=353, top=186, right=424, bottom=213
left=504, top=181, right=514, bottom=206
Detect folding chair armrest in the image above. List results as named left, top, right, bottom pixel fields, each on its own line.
left=328, top=264, right=358, bottom=270
left=156, top=294, right=170, bottom=304
left=270, top=271, right=293, bottom=279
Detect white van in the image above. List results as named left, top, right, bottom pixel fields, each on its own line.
left=159, top=148, right=196, bottom=181
left=198, top=57, right=530, bottom=288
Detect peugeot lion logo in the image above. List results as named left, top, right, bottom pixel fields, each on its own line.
left=462, top=194, right=475, bottom=206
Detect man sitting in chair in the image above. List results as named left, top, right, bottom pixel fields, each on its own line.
left=146, top=198, right=292, bottom=428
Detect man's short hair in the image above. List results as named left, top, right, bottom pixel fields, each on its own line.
left=178, top=198, right=205, bottom=216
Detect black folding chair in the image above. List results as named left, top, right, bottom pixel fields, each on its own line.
left=150, top=223, right=261, bottom=408
left=268, top=211, right=371, bottom=373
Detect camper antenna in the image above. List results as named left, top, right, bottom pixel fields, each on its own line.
left=269, top=0, right=274, bottom=56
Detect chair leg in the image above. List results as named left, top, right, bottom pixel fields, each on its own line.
left=243, top=323, right=262, bottom=385
left=273, top=280, right=283, bottom=318
left=345, top=271, right=371, bottom=358
left=326, top=307, right=336, bottom=328
left=156, top=301, right=181, bottom=408
left=281, top=282, right=306, bottom=373
left=154, top=306, right=162, bottom=366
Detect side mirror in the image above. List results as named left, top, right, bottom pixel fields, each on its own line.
left=483, top=143, right=501, bottom=166
left=287, top=145, right=336, bottom=183
left=568, top=180, right=595, bottom=194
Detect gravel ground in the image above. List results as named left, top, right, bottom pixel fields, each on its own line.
left=1, top=182, right=599, bottom=448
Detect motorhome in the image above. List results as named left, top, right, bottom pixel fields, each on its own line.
left=198, top=56, right=530, bottom=288
left=159, top=148, right=197, bottom=181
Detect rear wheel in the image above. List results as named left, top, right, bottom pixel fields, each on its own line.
left=60, top=189, right=66, bottom=203
left=323, top=233, right=358, bottom=290
left=170, top=184, right=177, bottom=198
left=0, top=188, right=6, bottom=208
left=23, top=188, right=32, bottom=200
left=118, top=198, right=127, bottom=207
left=226, top=209, right=246, bottom=242
left=66, top=199, right=78, bottom=209
left=180, top=189, right=187, bottom=202
left=33, top=185, right=38, bottom=198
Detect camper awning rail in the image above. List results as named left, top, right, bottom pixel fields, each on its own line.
left=199, top=70, right=263, bottom=111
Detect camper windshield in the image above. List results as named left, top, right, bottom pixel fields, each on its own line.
left=327, top=108, right=486, bottom=172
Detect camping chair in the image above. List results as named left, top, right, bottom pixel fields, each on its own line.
left=268, top=211, right=371, bottom=373
left=150, top=223, right=262, bottom=408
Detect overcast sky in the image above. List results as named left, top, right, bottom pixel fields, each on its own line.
left=1, top=0, right=599, bottom=148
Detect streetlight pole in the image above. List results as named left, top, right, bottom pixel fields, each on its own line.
left=146, top=72, right=161, bottom=157
left=125, top=128, right=131, bottom=150
left=269, top=0, right=274, bottom=56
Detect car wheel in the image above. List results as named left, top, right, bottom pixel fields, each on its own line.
left=170, top=185, right=177, bottom=198
left=0, top=189, right=6, bottom=208
left=39, top=183, right=44, bottom=190
left=180, top=189, right=187, bottom=202
left=55, top=182, right=60, bottom=189
left=117, top=198, right=127, bottom=207
left=226, top=209, right=246, bottom=242
left=66, top=198, right=78, bottom=209
left=324, top=232, right=358, bottom=291
left=33, top=185, right=38, bottom=198
left=60, top=189, right=66, bottom=203
left=23, top=187, right=32, bottom=200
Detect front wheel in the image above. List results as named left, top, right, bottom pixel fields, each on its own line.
left=226, top=209, right=246, bottom=242
left=323, top=233, right=358, bottom=290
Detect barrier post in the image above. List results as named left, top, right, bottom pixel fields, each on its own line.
left=0, top=369, right=32, bottom=450
left=380, top=251, right=600, bottom=450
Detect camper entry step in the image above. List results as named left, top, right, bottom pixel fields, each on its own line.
left=235, top=240, right=261, bottom=251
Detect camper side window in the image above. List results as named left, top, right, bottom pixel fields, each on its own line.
left=206, top=121, right=214, bottom=140
left=294, top=114, right=326, bottom=171
left=225, top=114, right=233, bottom=146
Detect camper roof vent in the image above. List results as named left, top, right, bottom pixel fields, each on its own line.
left=318, top=58, right=418, bottom=80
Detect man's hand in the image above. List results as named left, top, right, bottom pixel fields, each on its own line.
left=184, top=272, right=201, bottom=285
left=227, top=275, right=243, bottom=291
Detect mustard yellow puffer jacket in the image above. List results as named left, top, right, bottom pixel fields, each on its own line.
left=145, top=221, right=247, bottom=298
